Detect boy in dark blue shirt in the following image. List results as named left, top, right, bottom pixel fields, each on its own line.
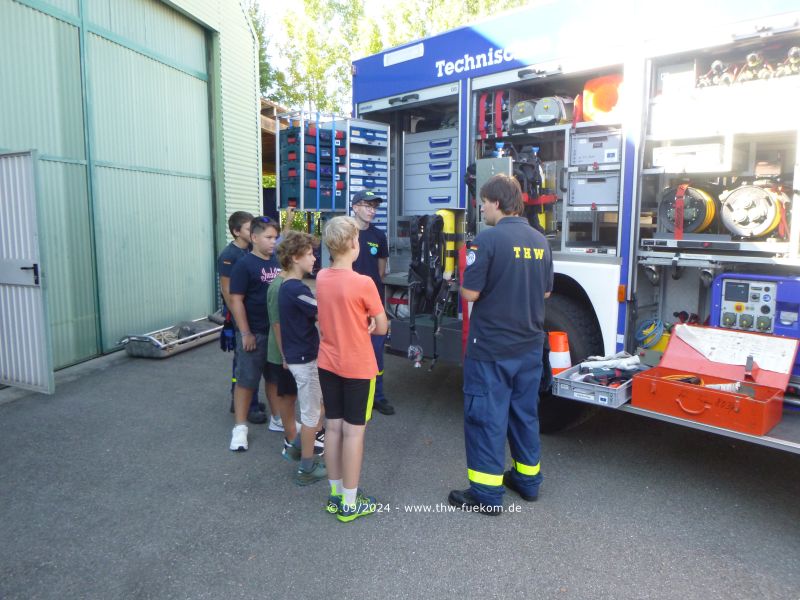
left=217, top=211, right=267, bottom=424
left=227, top=217, right=281, bottom=451
left=277, top=231, right=327, bottom=486
left=351, top=190, right=394, bottom=416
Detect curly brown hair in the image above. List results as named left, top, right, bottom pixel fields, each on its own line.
left=277, top=230, right=318, bottom=271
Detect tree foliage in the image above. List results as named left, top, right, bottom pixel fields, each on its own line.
left=260, top=0, right=533, bottom=113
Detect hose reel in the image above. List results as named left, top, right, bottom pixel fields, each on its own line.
left=511, top=100, right=537, bottom=129
left=658, top=185, right=716, bottom=233
left=719, top=185, right=788, bottom=238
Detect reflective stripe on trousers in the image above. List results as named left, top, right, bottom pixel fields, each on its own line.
left=463, top=344, right=544, bottom=506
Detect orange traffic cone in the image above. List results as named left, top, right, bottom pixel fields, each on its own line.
left=549, top=331, right=572, bottom=375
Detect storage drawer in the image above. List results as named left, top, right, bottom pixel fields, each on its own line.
left=350, top=126, right=388, bottom=146
left=405, top=160, right=456, bottom=176
left=405, top=148, right=457, bottom=165
left=350, top=175, right=387, bottom=188
left=568, top=172, right=620, bottom=206
left=350, top=183, right=388, bottom=195
left=570, top=131, right=622, bottom=166
left=405, top=137, right=457, bottom=156
left=405, top=171, right=458, bottom=190
left=404, top=127, right=458, bottom=143
left=404, top=187, right=459, bottom=212
left=349, top=158, right=388, bottom=174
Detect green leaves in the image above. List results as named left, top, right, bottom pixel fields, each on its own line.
left=261, top=0, right=531, bottom=113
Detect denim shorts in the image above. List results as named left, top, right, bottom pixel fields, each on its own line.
left=234, top=332, right=268, bottom=389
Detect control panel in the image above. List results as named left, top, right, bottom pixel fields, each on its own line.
left=711, top=274, right=800, bottom=381
left=716, top=279, right=777, bottom=333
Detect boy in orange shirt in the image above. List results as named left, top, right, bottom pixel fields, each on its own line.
left=316, top=216, right=388, bottom=522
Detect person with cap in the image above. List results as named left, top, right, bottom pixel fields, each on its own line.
left=350, top=190, right=394, bottom=416
left=448, top=174, right=553, bottom=515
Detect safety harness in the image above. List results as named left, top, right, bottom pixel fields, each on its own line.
left=408, top=214, right=453, bottom=369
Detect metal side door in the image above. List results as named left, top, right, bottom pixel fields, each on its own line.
left=0, top=151, right=54, bottom=394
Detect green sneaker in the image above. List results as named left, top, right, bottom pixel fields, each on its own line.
left=325, top=493, right=343, bottom=514
left=336, top=491, right=377, bottom=523
left=281, top=438, right=300, bottom=462
left=295, top=461, right=327, bottom=486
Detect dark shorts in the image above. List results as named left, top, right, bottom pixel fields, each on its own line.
left=234, top=332, right=268, bottom=389
left=318, top=368, right=375, bottom=426
left=266, top=361, right=298, bottom=396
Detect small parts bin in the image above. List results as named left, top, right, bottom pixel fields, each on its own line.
left=631, top=325, right=799, bottom=436
left=553, top=364, right=634, bottom=408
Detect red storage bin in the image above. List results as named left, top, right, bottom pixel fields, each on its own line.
left=631, top=325, right=798, bottom=436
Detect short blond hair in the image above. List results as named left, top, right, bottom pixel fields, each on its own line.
left=323, top=216, right=359, bottom=258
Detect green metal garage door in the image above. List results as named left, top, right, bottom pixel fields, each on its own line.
left=84, top=0, right=214, bottom=351
left=1, top=0, right=215, bottom=364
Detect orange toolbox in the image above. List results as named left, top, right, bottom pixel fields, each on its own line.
left=631, top=325, right=799, bottom=436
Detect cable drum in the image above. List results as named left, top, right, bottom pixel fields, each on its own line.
left=511, top=100, right=537, bottom=128
left=720, top=185, right=787, bottom=238
left=533, top=96, right=573, bottom=125
left=658, top=186, right=717, bottom=233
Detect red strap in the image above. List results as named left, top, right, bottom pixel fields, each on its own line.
left=674, top=184, right=688, bottom=240
left=524, top=193, right=557, bottom=206
left=494, top=91, right=504, bottom=138
left=572, top=93, right=583, bottom=128
left=478, top=93, right=488, bottom=140
left=778, top=196, right=788, bottom=238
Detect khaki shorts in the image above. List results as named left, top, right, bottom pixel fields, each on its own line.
left=288, top=360, right=323, bottom=427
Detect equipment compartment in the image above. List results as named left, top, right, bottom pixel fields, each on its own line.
left=570, top=131, right=622, bottom=166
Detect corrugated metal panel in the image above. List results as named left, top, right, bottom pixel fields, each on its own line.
left=85, top=0, right=207, bottom=74
left=165, top=0, right=219, bottom=32
left=0, top=153, right=55, bottom=393
left=92, top=167, right=214, bottom=350
left=37, top=161, right=99, bottom=367
left=34, top=0, right=79, bottom=18
left=217, top=0, right=260, bottom=218
left=88, top=32, right=211, bottom=176
left=0, top=2, right=85, bottom=160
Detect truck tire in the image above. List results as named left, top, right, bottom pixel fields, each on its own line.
left=539, top=293, right=604, bottom=433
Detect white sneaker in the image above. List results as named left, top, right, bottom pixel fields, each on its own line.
left=268, top=415, right=284, bottom=432
left=230, top=424, right=248, bottom=451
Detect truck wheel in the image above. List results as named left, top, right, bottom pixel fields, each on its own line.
left=539, top=293, right=604, bottom=433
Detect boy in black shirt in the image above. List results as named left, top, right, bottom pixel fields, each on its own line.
left=227, top=217, right=281, bottom=451
left=351, top=190, right=394, bottom=416
left=277, top=232, right=326, bottom=485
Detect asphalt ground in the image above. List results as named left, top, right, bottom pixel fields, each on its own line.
left=1, top=342, right=799, bottom=600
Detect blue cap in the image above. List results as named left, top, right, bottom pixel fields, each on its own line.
left=351, top=190, right=383, bottom=205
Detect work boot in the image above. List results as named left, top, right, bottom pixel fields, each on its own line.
left=503, top=471, right=538, bottom=502
left=373, top=400, right=395, bottom=415
left=447, top=488, right=502, bottom=516
left=247, top=409, right=267, bottom=425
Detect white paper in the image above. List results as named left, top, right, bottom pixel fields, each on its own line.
left=673, top=324, right=797, bottom=375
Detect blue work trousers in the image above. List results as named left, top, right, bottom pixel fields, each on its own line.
left=370, top=333, right=387, bottom=404
left=463, top=344, right=544, bottom=507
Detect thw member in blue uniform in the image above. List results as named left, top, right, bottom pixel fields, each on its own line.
left=351, top=190, right=394, bottom=416
left=448, top=174, right=553, bottom=515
